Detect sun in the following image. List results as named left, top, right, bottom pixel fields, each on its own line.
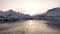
left=22, top=3, right=41, bottom=16
left=14, top=2, right=46, bottom=16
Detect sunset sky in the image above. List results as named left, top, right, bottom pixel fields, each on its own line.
left=0, top=0, right=60, bottom=15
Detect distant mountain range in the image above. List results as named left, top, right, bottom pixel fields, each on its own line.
left=0, top=7, right=60, bottom=21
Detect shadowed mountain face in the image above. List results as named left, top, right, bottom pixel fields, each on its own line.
left=32, top=7, right=60, bottom=20
left=0, top=10, right=32, bottom=22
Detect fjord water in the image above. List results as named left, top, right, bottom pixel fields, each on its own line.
left=0, top=20, right=60, bottom=34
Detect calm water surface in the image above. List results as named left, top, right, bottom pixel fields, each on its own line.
left=0, top=20, right=60, bottom=34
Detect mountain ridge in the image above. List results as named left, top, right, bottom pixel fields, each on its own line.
left=0, top=9, right=32, bottom=21
left=0, top=7, right=60, bottom=21
left=32, top=7, right=60, bottom=20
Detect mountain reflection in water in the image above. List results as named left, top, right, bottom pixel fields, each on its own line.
left=0, top=20, right=60, bottom=34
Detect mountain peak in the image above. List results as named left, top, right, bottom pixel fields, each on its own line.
left=44, top=7, right=60, bottom=16
left=47, top=7, right=60, bottom=12
left=9, top=9, right=13, bottom=11
left=0, top=10, right=32, bottom=21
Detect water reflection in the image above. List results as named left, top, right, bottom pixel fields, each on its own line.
left=0, top=20, right=60, bottom=34
left=46, top=20, right=60, bottom=30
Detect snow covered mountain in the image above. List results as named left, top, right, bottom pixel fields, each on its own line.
left=0, top=7, right=60, bottom=21
left=0, top=10, right=32, bottom=21
left=44, top=7, right=60, bottom=16
left=32, top=7, right=60, bottom=20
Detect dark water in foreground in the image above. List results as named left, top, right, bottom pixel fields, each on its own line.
left=0, top=20, right=60, bottom=34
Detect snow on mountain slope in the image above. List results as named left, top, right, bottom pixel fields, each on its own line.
left=32, top=7, right=60, bottom=19
left=0, top=10, right=32, bottom=21
left=44, top=7, right=60, bottom=16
